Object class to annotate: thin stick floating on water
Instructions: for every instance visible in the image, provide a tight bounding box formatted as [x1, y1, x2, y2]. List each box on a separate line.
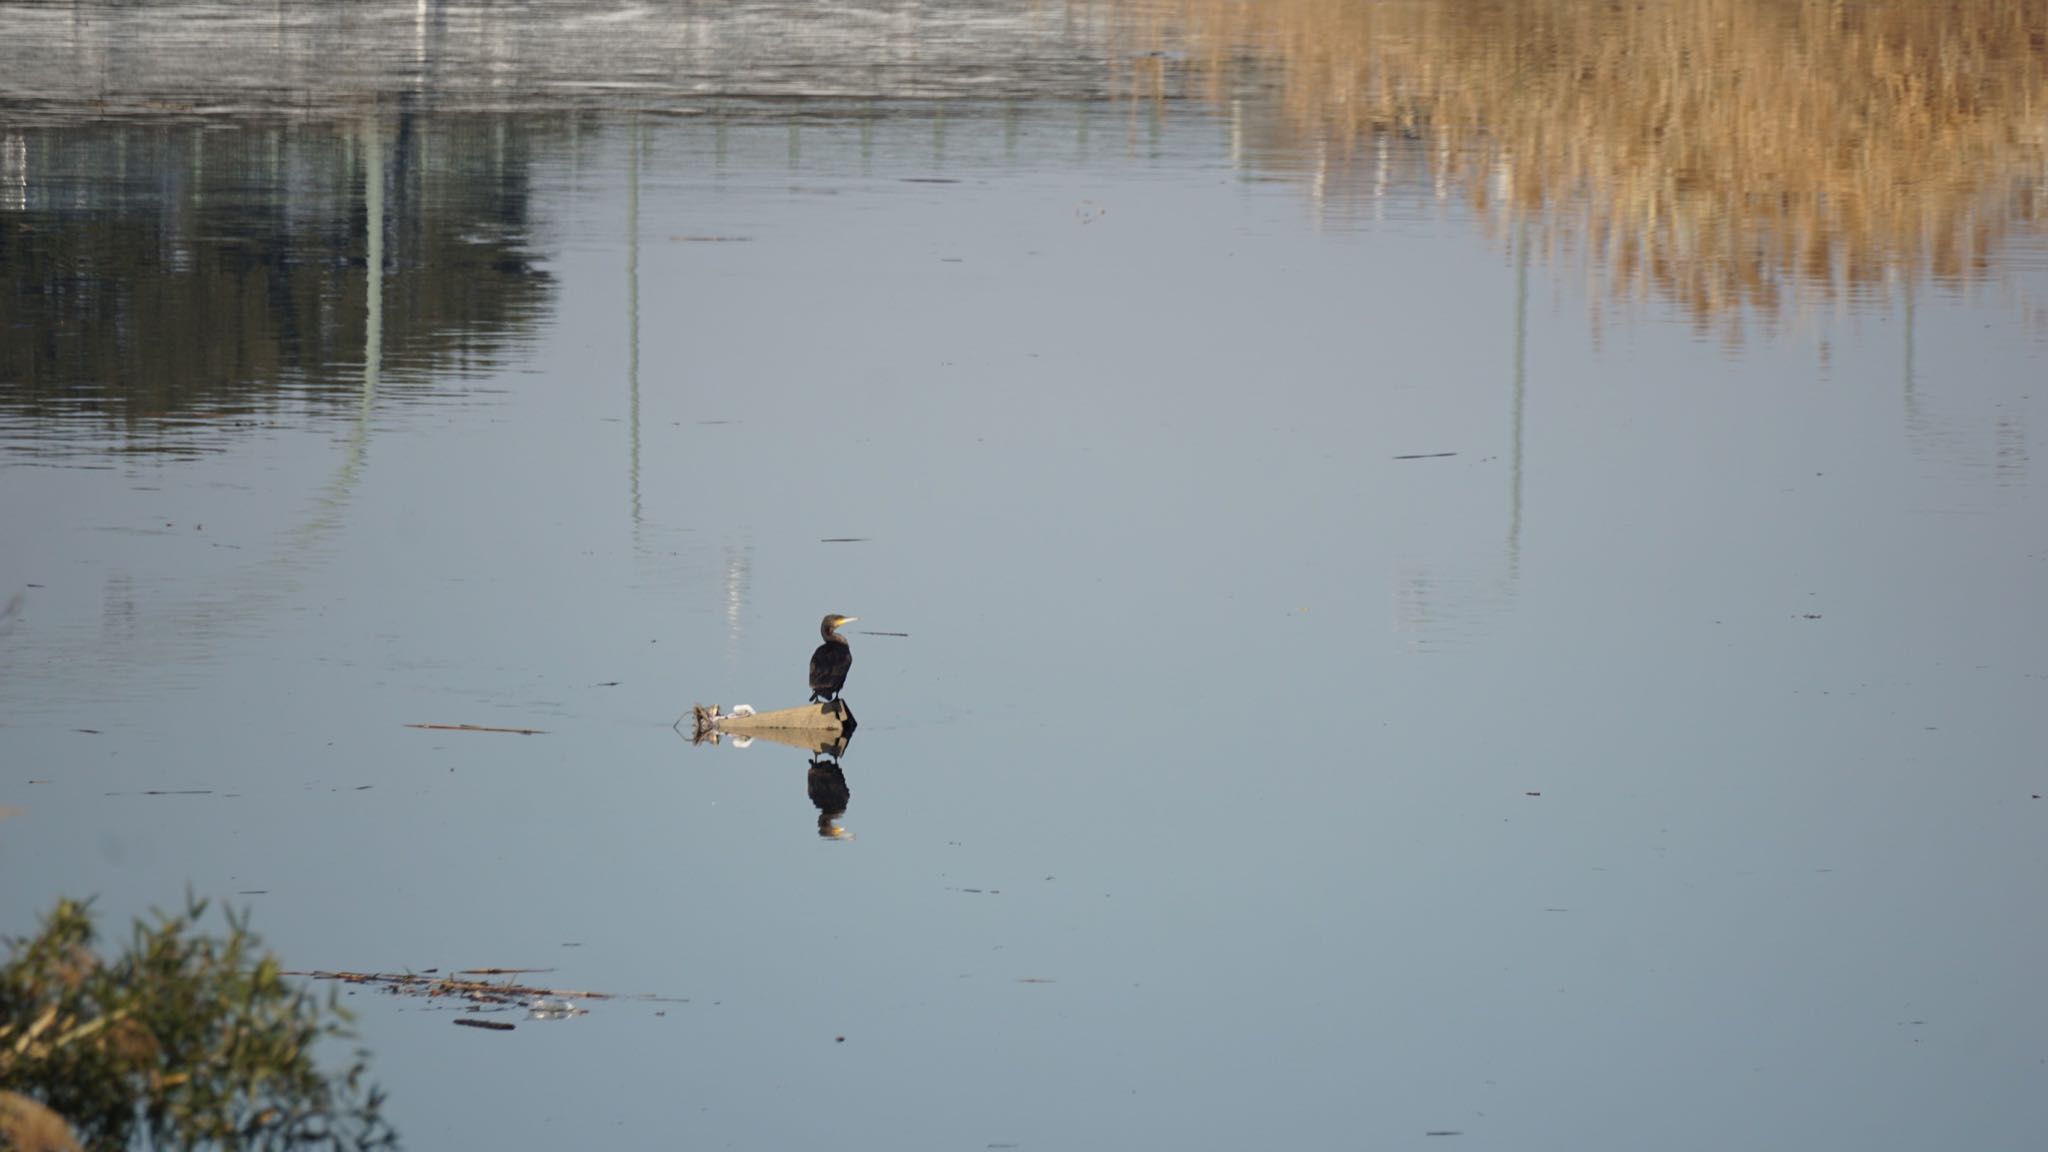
[103, 789, 213, 796]
[819, 537, 870, 543]
[856, 631, 910, 637]
[405, 723, 548, 735]
[1393, 452, 1458, 460]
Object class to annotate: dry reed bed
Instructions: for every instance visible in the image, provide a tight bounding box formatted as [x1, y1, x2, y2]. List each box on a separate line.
[1112, 0, 2047, 336]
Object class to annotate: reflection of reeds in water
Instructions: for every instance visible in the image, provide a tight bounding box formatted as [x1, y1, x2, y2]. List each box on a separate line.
[1128, 0, 2048, 338]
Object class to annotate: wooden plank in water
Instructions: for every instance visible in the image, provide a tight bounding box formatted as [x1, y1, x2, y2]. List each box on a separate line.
[713, 700, 853, 732]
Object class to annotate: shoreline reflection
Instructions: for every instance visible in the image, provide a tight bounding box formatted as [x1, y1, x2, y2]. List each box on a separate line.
[0, 114, 554, 453]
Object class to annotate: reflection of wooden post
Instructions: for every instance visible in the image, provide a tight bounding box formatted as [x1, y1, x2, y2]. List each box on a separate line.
[1509, 210, 1526, 575]
[283, 118, 382, 561]
[1903, 278, 1916, 402]
[627, 114, 642, 536]
[364, 114, 382, 410]
[1901, 278, 1930, 445]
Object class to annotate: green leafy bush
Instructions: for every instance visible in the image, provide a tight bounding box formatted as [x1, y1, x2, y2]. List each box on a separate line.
[0, 898, 395, 1151]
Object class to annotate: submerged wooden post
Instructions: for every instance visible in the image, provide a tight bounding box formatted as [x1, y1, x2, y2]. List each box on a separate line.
[690, 699, 855, 745]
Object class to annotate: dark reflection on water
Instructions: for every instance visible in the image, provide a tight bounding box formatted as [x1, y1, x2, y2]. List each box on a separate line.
[1, 110, 551, 457]
[808, 752, 853, 840]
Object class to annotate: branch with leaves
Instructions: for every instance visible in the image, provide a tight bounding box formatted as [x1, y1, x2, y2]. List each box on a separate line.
[0, 898, 396, 1151]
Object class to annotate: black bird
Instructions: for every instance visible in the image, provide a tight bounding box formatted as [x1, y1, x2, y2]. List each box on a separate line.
[809, 614, 857, 703]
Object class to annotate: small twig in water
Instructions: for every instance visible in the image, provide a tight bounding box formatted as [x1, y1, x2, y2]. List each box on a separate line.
[453, 1018, 515, 1032]
[404, 723, 547, 735]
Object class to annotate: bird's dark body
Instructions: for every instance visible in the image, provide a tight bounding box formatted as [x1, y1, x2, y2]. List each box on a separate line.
[809, 643, 851, 702]
[809, 614, 855, 702]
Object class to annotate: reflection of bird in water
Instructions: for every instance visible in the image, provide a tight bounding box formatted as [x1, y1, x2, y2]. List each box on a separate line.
[809, 614, 856, 703]
[808, 755, 851, 840]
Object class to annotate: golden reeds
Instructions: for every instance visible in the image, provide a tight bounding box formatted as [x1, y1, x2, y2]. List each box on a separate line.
[1117, 0, 2048, 336]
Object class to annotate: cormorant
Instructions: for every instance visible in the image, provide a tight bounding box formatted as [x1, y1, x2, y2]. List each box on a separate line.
[809, 614, 857, 703]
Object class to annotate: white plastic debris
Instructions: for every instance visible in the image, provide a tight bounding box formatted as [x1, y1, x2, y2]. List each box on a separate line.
[528, 998, 579, 1021]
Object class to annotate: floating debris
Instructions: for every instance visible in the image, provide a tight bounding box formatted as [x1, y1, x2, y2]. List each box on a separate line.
[528, 998, 583, 1021]
[1394, 452, 1458, 460]
[453, 1018, 515, 1032]
[288, 968, 684, 1017]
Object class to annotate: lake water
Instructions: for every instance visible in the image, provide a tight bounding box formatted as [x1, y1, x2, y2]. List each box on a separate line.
[5, 2, 2047, 1149]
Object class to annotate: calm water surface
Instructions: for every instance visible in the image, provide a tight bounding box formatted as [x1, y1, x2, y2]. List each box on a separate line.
[4, 3, 2047, 1149]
